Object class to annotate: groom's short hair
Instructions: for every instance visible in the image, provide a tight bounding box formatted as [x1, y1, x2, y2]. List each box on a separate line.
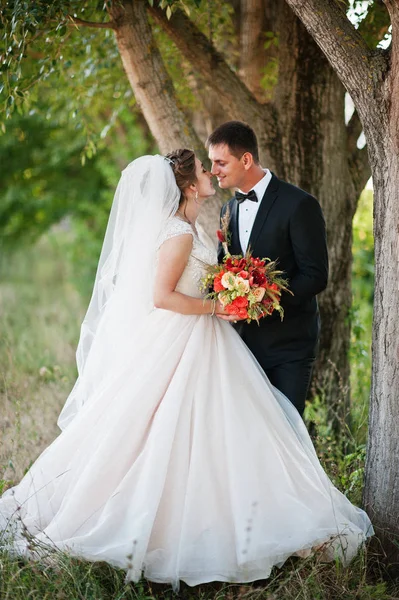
[206, 121, 260, 164]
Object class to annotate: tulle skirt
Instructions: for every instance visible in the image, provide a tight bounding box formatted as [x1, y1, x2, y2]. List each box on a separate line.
[0, 310, 373, 587]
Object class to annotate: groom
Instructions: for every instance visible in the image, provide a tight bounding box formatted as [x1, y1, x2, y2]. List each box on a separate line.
[207, 121, 328, 416]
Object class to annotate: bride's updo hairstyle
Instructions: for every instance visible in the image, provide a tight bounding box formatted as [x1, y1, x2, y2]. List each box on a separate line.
[165, 149, 197, 206]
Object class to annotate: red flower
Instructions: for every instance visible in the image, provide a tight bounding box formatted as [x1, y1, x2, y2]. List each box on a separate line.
[204, 250, 288, 324]
[214, 272, 225, 292]
[252, 269, 267, 287]
[253, 258, 265, 268]
[225, 302, 248, 319]
[225, 257, 247, 273]
[225, 258, 235, 270]
[226, 303, 239, 315]
[216, 229, 225, 243]
[232, 296, 248, 309]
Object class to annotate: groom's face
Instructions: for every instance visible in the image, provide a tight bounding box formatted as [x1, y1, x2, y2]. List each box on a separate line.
[208, 144, 245, 190]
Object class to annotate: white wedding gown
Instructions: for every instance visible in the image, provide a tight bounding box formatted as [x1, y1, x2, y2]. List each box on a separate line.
[0, 217, 372, 587]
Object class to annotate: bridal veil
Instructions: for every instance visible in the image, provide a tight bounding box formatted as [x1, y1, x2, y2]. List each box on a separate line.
[58, 155, 180, 429]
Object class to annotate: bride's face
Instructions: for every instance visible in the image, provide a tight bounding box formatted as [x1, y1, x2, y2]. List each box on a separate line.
[192, 157, 216, 200]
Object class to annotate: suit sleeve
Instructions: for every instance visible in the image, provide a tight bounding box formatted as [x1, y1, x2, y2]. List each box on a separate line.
[288, 194, 328, 298]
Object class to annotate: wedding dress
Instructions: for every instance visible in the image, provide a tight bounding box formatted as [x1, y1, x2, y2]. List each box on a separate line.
[0, 157, 372, 588]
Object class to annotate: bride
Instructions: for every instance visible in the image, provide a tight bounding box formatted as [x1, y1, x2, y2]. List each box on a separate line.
[0, 151, 372, 587]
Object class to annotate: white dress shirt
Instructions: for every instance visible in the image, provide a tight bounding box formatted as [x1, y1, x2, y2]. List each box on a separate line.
[238, 169, 272, 254]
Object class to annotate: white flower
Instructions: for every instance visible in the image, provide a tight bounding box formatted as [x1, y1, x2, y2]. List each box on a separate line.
[252, 287, 265, 302]
[218, 292, 230, 306]
[235, 276, 250, 294]
[221, 272, 236, 290]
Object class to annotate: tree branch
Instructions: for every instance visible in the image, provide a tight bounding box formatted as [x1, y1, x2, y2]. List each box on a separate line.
[148, 5, 273, 134]
[68, 16, 116, 30]
[106, 0, 202, 154]
[282, 0, 378, 113]
[239, 0, 269, 102]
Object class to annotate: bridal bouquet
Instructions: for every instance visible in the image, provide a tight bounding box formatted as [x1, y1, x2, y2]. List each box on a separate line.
[201, 209, 292, 323]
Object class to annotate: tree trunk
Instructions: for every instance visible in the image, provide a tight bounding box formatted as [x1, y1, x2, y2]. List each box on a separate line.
[239, 0, 269, 102]
[270, 4, 363, 428]
[363, 148, 399, 566]
[108, 1, 198, 154]
[108, 0, 221, 231]
[363, 0, 399, 561]
[283, 0, 399, 566]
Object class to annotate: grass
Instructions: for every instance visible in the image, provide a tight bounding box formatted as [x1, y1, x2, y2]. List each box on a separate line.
[0, 233, 83, 482]
[1, 203, 398, 598]
[1, 544, 398, 599]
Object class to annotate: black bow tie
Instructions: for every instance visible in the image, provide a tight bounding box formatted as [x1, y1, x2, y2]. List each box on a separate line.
[235, 189, 258, 204]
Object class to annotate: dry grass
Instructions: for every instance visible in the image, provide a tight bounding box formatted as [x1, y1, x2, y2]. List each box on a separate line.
[0, 235, 84, 481]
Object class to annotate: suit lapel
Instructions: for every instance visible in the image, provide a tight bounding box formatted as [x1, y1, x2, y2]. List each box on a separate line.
[228, 199, 243, 255]
[247, 173, 279, 253]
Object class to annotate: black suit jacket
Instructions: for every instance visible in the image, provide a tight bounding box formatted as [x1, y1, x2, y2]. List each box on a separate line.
[218, 173, 328, 369]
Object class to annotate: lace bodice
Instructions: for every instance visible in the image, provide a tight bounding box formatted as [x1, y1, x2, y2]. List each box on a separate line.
[157, 217, 217, 298]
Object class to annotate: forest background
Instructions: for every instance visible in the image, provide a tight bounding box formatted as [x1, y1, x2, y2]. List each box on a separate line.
[0, 0, 396, 598]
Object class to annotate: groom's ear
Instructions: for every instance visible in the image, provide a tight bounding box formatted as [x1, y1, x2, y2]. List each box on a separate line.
[241, 152, 254, 170]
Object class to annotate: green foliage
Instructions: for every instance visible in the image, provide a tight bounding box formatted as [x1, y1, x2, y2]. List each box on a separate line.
[304, 187, 374, 507]
[349, 0, 391, 47]
[1, 0, 130, 135]
[0, 83, 156, 296]
[0, 107, 108, 247]
[1, 0, 237, 129]
[350, 188, 373, 419]
[305, 188, 374, 460]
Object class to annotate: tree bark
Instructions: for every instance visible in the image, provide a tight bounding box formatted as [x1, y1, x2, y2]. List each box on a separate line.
[108, 1, 200, 153]
[273, 4, 358, 427]
[285, 0, 399, 566]
[363, 0, 399, 567]
[149, 3, 272, 158]
[238, 0, 268, 102]
[364, 149, 399, 567]
[108, 0, 221, 230]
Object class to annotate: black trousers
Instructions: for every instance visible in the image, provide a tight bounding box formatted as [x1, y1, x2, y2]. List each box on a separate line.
[264, 358, 315, 416]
